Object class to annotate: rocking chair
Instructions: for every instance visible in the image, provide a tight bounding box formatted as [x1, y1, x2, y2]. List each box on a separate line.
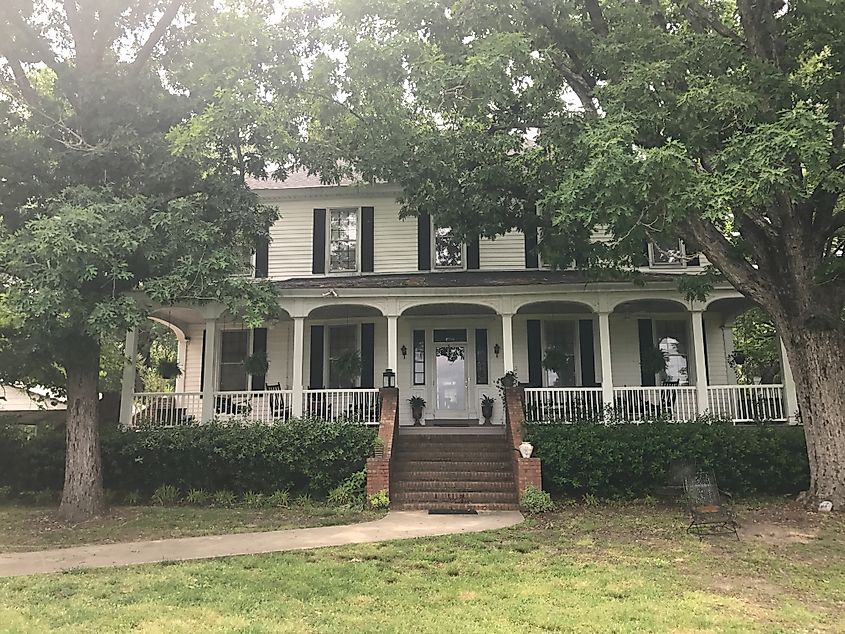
[683, 470, 739, 538]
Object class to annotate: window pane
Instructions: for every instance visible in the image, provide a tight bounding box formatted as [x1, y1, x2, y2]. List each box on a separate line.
[651, 237, 684, 265]
[543, 321, 576, 387]
[219, 364, 248, 391]
[655, 320, 689, 385]
[475, 329, 488, 385]
[434, 329, 467, 343]
[329, 208, 358, 272]
[434, 226, 462, 268]
[221, 331, 248, 363]
[328, 325, 358, 388]
[413, 330, 425, 385]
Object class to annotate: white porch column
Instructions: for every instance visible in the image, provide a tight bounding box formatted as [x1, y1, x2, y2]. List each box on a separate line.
[387, 314, 398, 375]
[291, 316, 305, 417]
[119, 326, 138, 428]
[175, 335, 187, 393]
[779, 337, 799, 423]
[598, 311, 614, 409]
[501, 313, 514, 373]
[691, 310, 709, 415]
[200, 318, 218, 423]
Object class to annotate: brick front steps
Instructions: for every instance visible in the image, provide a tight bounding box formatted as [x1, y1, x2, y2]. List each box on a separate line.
[391, 433, 519, 511]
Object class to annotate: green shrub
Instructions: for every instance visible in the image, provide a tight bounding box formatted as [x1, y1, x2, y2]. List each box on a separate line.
[0, 418, 375, 499]
[368, 490, 390, 510]
[125, 490, 143, 506]
[151, 484, 180, 506]
[521, 485, 555, 514]
[184, 489, 210, 506]
[242, 491, 265, 508]
[266, 490, 290, 508]
[293, 493, 313, 507]
[327, 470, 367, 509]
[525, 420, 810, 499]
[0, 485, 12, 501]
[213, 489, 237, 508]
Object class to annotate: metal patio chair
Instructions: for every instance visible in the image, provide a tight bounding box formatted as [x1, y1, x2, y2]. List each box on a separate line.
[683, 470, 739, 538]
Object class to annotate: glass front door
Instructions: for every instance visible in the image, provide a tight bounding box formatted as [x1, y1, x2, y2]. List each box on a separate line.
[435, 343, 467, 414]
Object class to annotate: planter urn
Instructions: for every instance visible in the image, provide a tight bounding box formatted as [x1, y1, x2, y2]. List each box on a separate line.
[481, 404, 494, 425]
[519, 441, 534, 459]
[411, 406, 423, 425]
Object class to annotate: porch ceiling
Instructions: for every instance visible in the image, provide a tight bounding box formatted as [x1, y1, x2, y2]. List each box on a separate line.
[613, 299, 689, 314]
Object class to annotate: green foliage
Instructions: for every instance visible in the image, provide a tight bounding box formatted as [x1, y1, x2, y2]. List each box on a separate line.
[156, 359, 182, 380]
[243, 353, 269, 377]
[520, 485, 555, 514]
[730, 308, 781, 384]
[293, 494, 313, 508]
[266, 490, 290, 509]
[333, 350, 362, 388]
[151, 485, 180, 507]
[408, 396, 426, 409]
[184, 489, 210, 506]
[242, 491, 266, 509]
[124, 491, 143, 506]
[213, 490, 237, 508]
[525, 421, 810, 499]
[372, 436, 385, 458]
[368, 490, 390, 510]
[0, 418, 375, 498]
[640, 346, 669, 380]
[0, 485, 11, 501]
[327, 470, 367, 509]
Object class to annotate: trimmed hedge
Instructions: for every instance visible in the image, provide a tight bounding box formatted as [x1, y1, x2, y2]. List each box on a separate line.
[0, 419, 376, 498]
[525, 421, 810, 499]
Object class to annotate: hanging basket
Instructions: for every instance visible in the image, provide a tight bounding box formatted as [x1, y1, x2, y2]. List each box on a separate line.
[157, 359, 182, 379]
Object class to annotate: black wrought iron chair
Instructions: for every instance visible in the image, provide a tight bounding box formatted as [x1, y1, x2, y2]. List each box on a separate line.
[215, 395, 251, 417]
[683, 470, 739, 538]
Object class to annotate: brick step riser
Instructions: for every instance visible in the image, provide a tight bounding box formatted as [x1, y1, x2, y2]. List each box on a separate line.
[396, 440, 509, 447]
[393, 482, 516, 493]
[395, 455, 512, 463]
[393, 502, 519, 511]
[394, 471, 514, 482]
[395, 461, 512, 471]
[393, 492, 518, 503]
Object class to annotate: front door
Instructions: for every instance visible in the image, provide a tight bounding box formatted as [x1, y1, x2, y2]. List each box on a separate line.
[434, 330, 468, 417]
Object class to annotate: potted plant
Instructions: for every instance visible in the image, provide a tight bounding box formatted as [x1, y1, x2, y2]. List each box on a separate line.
[333, 350, 362, 388]
[480, 394, 495, 425]
[640, 346, 668, 380]
[408, 396, 426, 425]
[244, 352, 269, 377]
[156, 358, 182, 379]
[498, 371, 518, 388]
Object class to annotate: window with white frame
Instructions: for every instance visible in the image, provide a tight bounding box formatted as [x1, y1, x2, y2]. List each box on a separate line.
[543, 321, 577, 387]
[328, 207, 359, 272]
[219, 330, 249, 391]
[655, 320, 689, 385]
[327, 325, 359, 388]
[649, 237, 687, 267]
[433, 225, 464, 269]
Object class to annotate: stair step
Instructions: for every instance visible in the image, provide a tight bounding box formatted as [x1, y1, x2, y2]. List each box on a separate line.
[394, 470, 513, 482]
[393, 501, 520, 511]
[395, 454, 511, 462]
[393, 491, 518, 504]
[393, 480, 516, 493]
[396, 460, 511, 471]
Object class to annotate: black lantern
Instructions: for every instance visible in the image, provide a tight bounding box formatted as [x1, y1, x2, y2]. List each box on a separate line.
[401, 345, 408, 359]
[382, 368, 396, 387]
[493, 343, 501, 358]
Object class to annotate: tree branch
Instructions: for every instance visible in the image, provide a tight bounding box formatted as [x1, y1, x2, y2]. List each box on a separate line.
[130, 0, 182, 72]
[674, 0, 746, 48]
[582, 0, 608, 37]
[1, 57, 39, 106]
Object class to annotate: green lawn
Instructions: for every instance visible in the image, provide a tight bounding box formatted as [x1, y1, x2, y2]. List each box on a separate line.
[1, 501, 842, 633]
[0, 504, 384, 552]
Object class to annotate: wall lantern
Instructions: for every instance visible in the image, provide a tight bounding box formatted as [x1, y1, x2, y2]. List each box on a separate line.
[383, 369, 396, 388]
[493, 344, 501, 358]
[401, 345, 408, 359]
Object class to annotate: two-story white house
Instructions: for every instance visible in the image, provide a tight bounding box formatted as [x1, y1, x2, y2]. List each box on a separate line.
[119, 173, 799, 429]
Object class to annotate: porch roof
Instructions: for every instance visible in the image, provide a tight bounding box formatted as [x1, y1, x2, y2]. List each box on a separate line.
[273, 270, 687, 290]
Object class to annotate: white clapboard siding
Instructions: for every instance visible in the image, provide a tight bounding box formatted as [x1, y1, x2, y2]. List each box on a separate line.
[479, 231, 525, 271]
[373, 203, 418, 274]
[182, 324, 205, 393]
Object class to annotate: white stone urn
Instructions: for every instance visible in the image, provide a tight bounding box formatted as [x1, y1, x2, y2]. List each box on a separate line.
[519, 441, 534, 459]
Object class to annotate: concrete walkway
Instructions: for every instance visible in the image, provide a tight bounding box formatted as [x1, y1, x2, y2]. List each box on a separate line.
[0, 510, 523, 578]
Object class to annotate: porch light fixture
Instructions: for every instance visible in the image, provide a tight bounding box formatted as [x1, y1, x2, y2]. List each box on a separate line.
[401, 345, 407, 359]
[383, 369, 396, 388]
[493, 343, 501, 358]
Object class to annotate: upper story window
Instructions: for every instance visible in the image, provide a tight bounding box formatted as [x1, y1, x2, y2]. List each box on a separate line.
[649, 237, 687, 267]
[329, 207, 359, 272]
[433, 225, 464, 269]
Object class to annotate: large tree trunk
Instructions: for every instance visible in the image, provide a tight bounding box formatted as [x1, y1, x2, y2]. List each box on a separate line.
[58, 340, 105, 522]
[778, 322, 845, 509]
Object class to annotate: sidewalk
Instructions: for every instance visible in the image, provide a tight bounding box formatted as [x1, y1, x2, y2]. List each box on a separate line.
[0, 510, 523, 577]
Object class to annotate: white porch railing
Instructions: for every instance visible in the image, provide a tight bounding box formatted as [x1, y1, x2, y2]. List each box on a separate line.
[612, 386, 698, 422]
[708, 384, 787, 423]
[131, 392, 202, 427]
[303, 388, 381, 424]
[524, 387, 604, 422]
[213, 390, 294, 423]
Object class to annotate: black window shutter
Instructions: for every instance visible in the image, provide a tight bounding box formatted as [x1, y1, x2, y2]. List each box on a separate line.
[309, 325, 324, 388]
[254, 236, 269, 278]
[360, 323, 375, 388]
[312, 209, 326, 274]
[525, 228, 539, 269]
[527, 319, 543, 387]
[250, 328, 267, 390]
[200, 329, 206, 391]
[361, 207, 374, 273]
[475, 329, 488, 384]
[638, 319, 656, 386]
[466, 236, 480, 270]
[417, 213, 431, 271]
[579, 320, 596, 387]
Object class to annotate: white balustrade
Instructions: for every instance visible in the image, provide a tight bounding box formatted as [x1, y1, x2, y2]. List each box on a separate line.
[303, 389, 381, 424]
[708, 385, 787, 423]
[523, 388, 604, 423]
[612, 386, 698, 423]
[131, 392, 202, 427]
[213, 390, 294, 423]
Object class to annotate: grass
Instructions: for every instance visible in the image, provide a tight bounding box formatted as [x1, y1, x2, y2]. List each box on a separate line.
[0, 501, 843, 632]
[0, 504, 384, 553]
